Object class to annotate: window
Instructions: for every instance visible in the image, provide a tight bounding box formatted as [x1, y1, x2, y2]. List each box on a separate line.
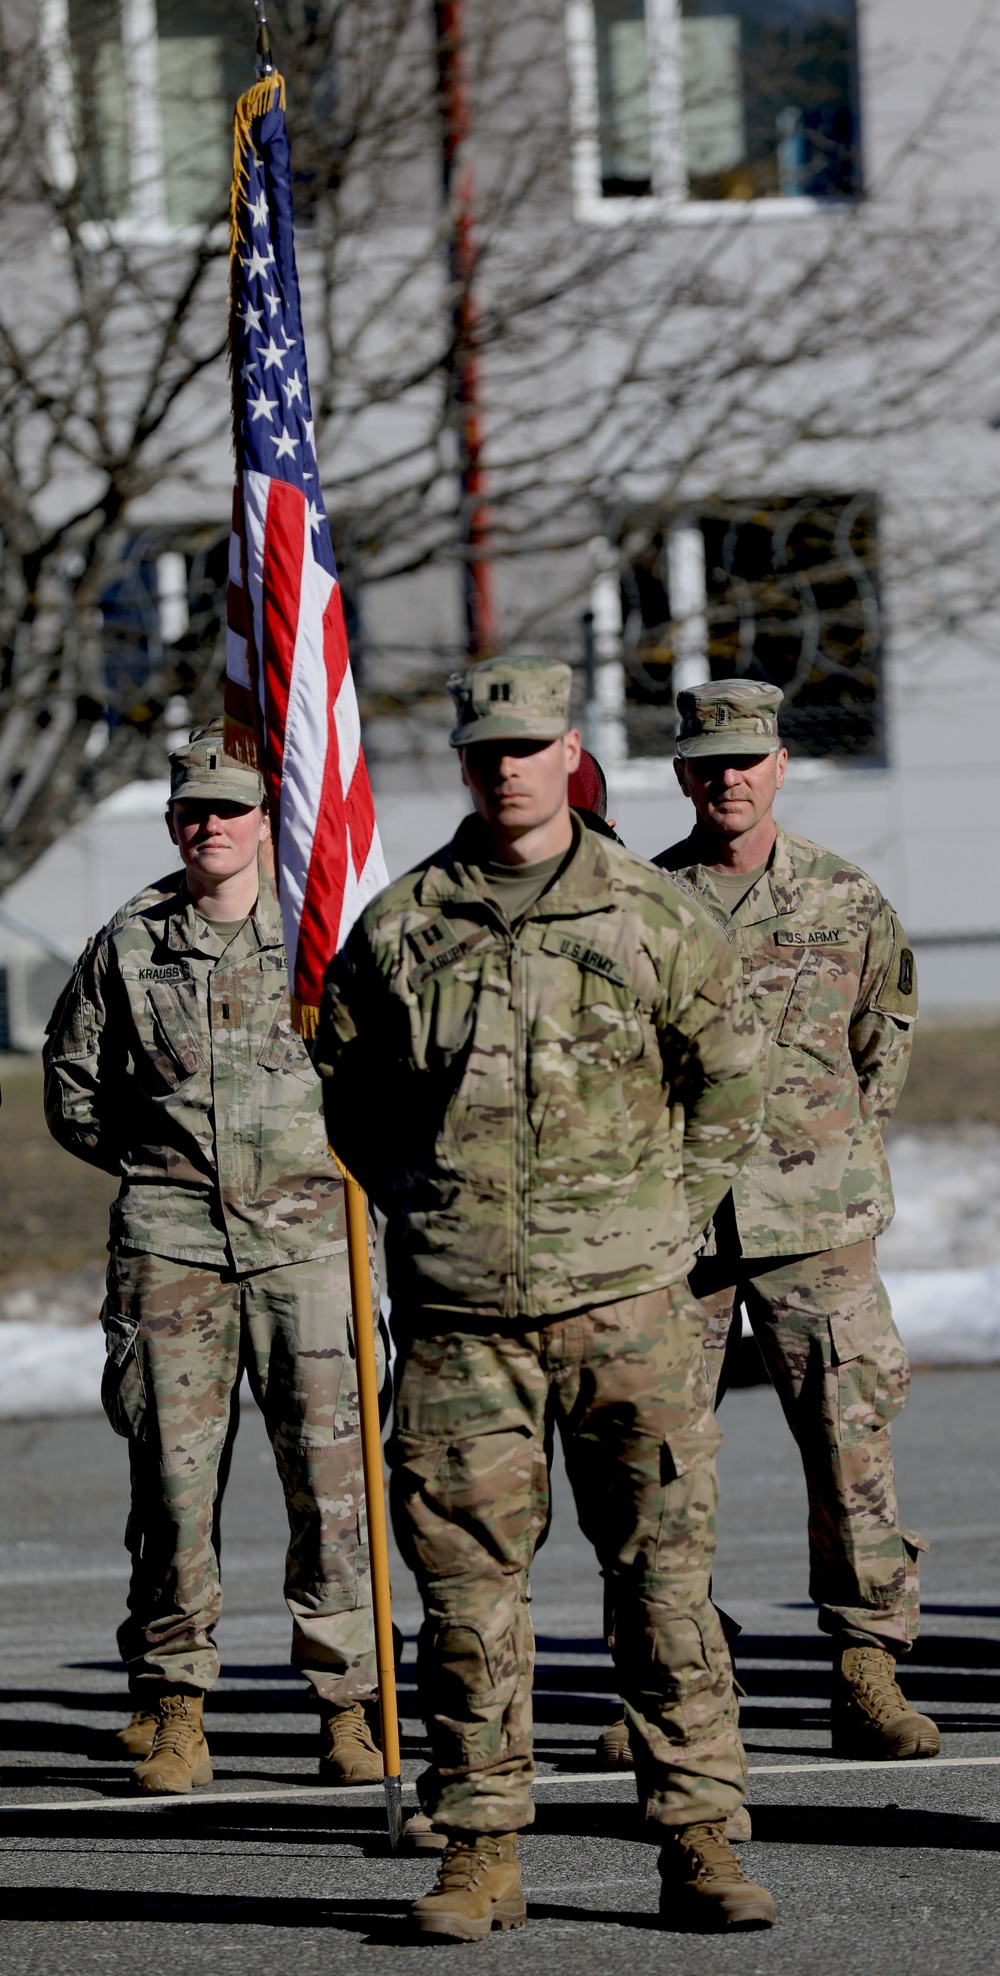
[618, 494, 883, 761]
[594, 0, 654, 196]
[577, 0, 860, 209]
[61, 0, 249, 228]
[96, 531, 229, 727]
[678, 2, 859, 202]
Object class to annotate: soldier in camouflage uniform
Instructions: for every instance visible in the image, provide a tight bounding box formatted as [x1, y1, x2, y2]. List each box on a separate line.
[43, 721, 383, 1795]
[314, 656, 778, 1939]
[654, 679, 938, 1763]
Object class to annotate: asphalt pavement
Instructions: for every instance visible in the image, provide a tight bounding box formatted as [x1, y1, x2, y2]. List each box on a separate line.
[1, 1368, 998, 1975]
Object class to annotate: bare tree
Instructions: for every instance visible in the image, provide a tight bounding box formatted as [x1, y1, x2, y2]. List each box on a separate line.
[1, 0, 999, 885]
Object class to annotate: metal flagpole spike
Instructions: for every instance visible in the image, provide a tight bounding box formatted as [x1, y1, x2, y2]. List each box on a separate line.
[384, 1774, 403, 1853]
[254, 0, 274, 76]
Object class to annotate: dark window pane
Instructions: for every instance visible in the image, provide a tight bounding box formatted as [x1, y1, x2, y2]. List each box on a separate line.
[594, 0, 653, 197]
[67, 0, 129, 221]
[701, 494, 882, 759]
[618, 494, 883, 761]
[154, 0, 248, 226]
[679, 1, 860, 202]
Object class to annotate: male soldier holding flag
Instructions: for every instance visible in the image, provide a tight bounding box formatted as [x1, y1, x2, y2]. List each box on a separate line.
[44, 720, 383, 1794]
[315, 655, 777, 1939]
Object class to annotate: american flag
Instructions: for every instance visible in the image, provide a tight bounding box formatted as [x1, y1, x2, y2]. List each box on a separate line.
[225, 74, 387, 1035]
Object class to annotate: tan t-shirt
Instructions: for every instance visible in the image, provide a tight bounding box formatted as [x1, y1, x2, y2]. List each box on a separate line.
[483, 849, 571, 926]
[705, 861, 769, 918]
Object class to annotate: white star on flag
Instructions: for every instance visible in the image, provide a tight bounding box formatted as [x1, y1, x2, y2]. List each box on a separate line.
[263, 289, 280, 318]
[248, 189, 269, 228]
[243, 245, 273, 283]
[304, 418, 315, 449]
[261, 337, 287, 372]
[283, 370, 304, 406]
[249, 387, 278, 423]
[274, 426, 300, 460]
[306, 499, 322, 533]
[240, 358, 257, 384]
[241, 300, 263, 333]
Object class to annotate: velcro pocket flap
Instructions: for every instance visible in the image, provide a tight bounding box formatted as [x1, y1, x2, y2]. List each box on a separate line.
[146, 980, 205, 1076]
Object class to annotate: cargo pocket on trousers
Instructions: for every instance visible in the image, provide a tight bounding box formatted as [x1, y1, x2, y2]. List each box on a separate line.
[830, 1277, 910, 1446]
[99, 1303, 147, 1440]
[620, 1605, 722, 1744]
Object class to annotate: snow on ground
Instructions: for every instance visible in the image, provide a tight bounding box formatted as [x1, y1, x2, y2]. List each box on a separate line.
[878, 1128, 1000, 1270]
[1, 1130, 998, 1419]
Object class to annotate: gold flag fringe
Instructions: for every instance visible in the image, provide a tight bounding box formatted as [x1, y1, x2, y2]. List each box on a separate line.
[229, 71, 286, 266]
[291, 996, 320, 1040]
[228, 71, 286, 448]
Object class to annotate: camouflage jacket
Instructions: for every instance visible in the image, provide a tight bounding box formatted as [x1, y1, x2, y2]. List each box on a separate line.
[654, 825, 916, 1258]
[44, 871, 345, 1271]
[314, 814, 763, 1321]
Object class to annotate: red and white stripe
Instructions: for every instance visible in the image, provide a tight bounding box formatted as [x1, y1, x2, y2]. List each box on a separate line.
[226, 472, 388, 1029]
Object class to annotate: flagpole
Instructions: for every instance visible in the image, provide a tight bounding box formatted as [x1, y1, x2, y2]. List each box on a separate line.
[239, 0, 402, 1853]
[343, 1174, 403, 1850]
[253, 0, 274, 76]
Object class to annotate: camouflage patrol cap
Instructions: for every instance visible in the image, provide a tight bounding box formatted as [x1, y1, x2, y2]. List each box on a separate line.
[448, 655, 572, 748]
[675, 679, 784, 758]
[168, 716, 265, 806]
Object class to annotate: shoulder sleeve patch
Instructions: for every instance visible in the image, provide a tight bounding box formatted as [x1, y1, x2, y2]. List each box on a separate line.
[872, 916, 918, 1021]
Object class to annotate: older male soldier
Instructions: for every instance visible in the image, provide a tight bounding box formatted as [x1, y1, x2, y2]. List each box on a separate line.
[314, 655, 777, 1939]
[44, 719, 382, 1794]
[655, 679, 938, 1761]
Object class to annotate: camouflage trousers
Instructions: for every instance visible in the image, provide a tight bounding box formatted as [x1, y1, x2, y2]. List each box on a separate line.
[390, 1283, 747, 1836]
[101, 1249, 379, 1701]
[694, 1235, 925, 1649]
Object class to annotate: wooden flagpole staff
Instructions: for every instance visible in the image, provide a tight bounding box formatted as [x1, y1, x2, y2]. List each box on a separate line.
[342, 1170, 403, 1850]
[237, 0, 402, 1852]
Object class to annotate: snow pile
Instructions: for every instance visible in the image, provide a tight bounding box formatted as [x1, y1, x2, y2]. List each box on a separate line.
[878, 1129, 1000, 1270]
[0, 1320, 105, 1420]
[1, 1130, 998, 1418]
[0, 1263, 105, 1328]
[882, 1266, 1000, 1364]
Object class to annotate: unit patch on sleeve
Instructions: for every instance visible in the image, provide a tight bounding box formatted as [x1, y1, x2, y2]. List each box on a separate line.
[897, 948, 914, 995]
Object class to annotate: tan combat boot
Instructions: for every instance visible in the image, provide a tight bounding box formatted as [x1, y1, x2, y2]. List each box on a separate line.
[411, 1833, 527, 1941]
[400, 1808, 447, 1852]
[116, 1707, 157, 1759]
[658, 1822, 776, 1932]
[831, 1644, 940, 1759]
[595, 1717, 751, 1838]
[595, 1716, 632, 1767]
[318, 1700, 384, 1784]
[132, 1691, 212, 1795]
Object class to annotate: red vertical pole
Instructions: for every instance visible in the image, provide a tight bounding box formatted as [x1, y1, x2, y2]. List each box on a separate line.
[434, 1, 496, 661]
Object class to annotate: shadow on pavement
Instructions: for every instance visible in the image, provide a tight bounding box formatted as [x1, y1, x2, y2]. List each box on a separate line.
[4, 1626, 998, 1790]
[0, 1888, 412, 1931]
[750, 1803, 1000, 1851]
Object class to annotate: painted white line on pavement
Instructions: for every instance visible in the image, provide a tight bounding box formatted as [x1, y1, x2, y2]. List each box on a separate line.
[746, 1755, 1000, 1776]
[3, 1753, 1000, 1816]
